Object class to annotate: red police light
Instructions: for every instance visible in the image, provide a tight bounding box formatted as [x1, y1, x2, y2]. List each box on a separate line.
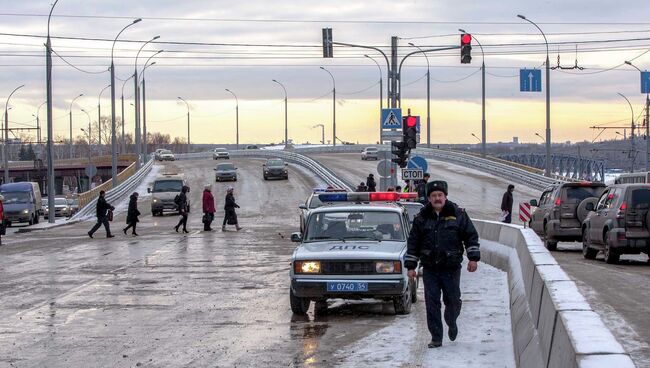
[461, 34, 472, 45]
[406, 116, 417, 128]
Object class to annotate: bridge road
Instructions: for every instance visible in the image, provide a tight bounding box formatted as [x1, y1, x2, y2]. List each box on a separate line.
[0, 157, 514, 367]
[308, 152, 650, 367]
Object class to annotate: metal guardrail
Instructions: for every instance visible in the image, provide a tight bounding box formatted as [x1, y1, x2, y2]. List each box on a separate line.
[71, 158, 154, 220]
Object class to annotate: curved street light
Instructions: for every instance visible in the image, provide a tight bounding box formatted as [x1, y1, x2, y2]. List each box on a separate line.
[140, 55, 161, 159]
[320, 66, 336, 146]
[133, 35, 159, 168]
[313, 124, 325, 145]
[96, 84, 110, 155]
[110, 18, 141, 185]
[618, 92, 636, 172]
[177, 97, 191, 153]
[272, 79, 288, 147]
[45, 0, 59, 223]
[364, 54, 383, 142]
[4, 84, 25, 183]
[625, 60, 650, 170]
[68, 93, 84, 159]
[518, 14, 551, 177]
[225, 88, 240, 150]
[34, 101, 47, 149]
[408, 42, 431, 148]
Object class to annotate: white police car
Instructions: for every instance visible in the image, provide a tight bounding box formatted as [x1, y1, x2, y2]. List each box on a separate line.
[290, 191, 419, 315]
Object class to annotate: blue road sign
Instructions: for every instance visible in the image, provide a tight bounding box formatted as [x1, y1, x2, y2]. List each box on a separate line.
[642, 71, 650, 94]
[407, 155, 428, 172]
[520, 69, 542, 92]
[415, 116, 421, 133]
[381, 108, 402, 129]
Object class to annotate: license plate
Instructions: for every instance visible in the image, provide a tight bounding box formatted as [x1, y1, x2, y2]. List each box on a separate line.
[327, 282, 368, 292]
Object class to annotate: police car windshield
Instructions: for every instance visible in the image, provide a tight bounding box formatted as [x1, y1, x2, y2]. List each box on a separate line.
[305, 210, 404, 242]
[153, 180, 183, 193]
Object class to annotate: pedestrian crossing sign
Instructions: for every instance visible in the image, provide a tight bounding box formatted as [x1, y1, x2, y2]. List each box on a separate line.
[381, 108, 402, 129]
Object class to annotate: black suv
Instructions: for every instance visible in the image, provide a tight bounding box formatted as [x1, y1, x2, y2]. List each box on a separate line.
[581, 184, 650, 264]
[530, 182, 606, 250]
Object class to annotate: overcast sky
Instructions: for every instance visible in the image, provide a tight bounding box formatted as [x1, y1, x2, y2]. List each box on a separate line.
[1, 0, 650, 145]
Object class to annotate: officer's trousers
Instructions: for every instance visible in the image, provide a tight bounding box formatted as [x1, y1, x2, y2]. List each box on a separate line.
[422, 267, 462, 343]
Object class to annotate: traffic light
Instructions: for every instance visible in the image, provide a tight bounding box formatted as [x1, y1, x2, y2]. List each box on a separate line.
[460, 33, 472, 64]
[322, 28, 333, 58]
[403, 115, 417, 149]
[391, 141, 408, 168]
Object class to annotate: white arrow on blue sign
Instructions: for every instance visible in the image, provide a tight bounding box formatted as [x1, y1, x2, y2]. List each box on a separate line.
[381, 108, 402, 129]
[641, 71, 650, 94]
[520, 69, 541, 92]
[407, 155, 428, 172]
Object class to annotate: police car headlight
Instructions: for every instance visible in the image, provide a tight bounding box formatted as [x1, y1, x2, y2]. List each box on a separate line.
[295, 261, 320, 274]
[376, 261, 401, 273]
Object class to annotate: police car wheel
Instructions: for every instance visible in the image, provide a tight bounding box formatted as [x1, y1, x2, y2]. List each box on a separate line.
[290, 288, 310, 315]
[394, 283, 412, 315]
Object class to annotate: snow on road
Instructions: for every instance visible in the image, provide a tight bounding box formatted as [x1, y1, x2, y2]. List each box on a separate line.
[333, 262, 514, 367]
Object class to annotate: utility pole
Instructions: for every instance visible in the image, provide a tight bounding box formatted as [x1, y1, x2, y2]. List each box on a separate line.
[46, 0, 58, 223]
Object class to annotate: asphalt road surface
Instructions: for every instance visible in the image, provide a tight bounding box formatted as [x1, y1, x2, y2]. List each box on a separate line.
[308, 152, 650, 367]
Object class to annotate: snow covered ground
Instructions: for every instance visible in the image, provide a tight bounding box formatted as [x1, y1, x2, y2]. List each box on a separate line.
[333, 261, 515, 367]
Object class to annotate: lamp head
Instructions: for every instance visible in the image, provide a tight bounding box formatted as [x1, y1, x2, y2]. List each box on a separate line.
[517, 14, 526, 20]
[133, 18, 142, 24]
[458, 28, 466, 33]
[624, 60, 632, 65]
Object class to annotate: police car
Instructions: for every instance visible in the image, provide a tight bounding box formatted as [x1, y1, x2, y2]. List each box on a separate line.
[290, 191, 418, 315]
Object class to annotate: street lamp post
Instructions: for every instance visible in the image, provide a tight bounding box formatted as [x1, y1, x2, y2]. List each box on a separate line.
[225, 89, 239, 150]
[459, 29, 486, 157]
[320, 67, 336, 146]
[119, 78, 132, 154]
[177, 97, 190, 153]
[140, 51, 162, 160]
[97, 84, 110, 156]
[625, 60, 650, 171]
[133, 36, 159, 169]
[618, 92, 636, 173]
[313, 124, 325, 144]
[518, 15, 551, 177]
[4, 84, 25, 183]
[408, 43, 431, 148]
[110, 18, 141, 186]
[68, 93, 83, 159]
[34, 101, 46, 155]
[364, 54, 383, 143]
[45, 0, 59, 223]
[80, 108, 92, 191]
[272, 79, 288, 147]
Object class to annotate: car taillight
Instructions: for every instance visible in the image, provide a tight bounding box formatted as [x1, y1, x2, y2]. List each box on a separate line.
[554, 198, 561, 207]
[617, 201, 627, 219]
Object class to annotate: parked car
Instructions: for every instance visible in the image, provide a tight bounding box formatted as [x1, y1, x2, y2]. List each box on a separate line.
[529, 182, 606, 250]
[157, 149, 176, 161]
[361, 147, 379, 161]
[263, 158, 288, 180]
[149, 174, 190, 216]
[581, 184, 650, 264]
[0, 182, 42, 226]
[43, 197, 72, 219]
[212, 148, 230, 160]
[214, 162, 237, 182]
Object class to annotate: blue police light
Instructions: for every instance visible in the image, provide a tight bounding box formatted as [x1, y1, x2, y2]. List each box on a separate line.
[318, 193, 348, 202]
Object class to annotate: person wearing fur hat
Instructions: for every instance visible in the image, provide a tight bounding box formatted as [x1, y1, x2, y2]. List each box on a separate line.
[405, 180, 480, 349]
[123, 192, 140, 236]
[222, 187, 242, 231]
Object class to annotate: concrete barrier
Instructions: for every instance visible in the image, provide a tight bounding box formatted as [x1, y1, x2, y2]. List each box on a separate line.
[475, 220, 635, 368]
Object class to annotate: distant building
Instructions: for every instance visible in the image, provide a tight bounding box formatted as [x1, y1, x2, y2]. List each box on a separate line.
[513, 137, 519, 144]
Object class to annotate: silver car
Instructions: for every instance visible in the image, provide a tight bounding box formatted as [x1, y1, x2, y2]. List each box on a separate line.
[214, 162, 237, 182]
[290, 202, 416, 315]
[212, 148, 229, 160]
[361, 147, 379, 160]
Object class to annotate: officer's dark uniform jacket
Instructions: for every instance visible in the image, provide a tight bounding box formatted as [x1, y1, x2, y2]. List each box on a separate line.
[405, 200, 480, 271]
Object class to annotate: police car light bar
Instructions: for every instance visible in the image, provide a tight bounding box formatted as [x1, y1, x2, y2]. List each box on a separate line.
[312, 187, 347, 193]
[318, 192, 414, 202]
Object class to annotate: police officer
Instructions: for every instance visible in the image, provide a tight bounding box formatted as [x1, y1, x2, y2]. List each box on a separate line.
[415, 173, 430, 204]
[405, 180, 480, 348]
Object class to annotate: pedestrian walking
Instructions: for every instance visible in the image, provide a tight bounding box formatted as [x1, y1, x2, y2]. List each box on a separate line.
[222, 187, 242, 231]
[123, 192, 140, 236]
[405, 180, 480, 348]
[202, 184, 216, 231]
[88, 190, 115, 238]
[416, 173, 430, 204]
[366, 173, 376, 192]
[174, 185, 189, 233]
[500, 184, 515, 223]
[356, 182, 368, 192]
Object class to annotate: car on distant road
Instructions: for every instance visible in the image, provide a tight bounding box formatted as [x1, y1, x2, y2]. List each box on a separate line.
[214, 162, 238, 182]
[0, 182, 42, 226]
[212, 148, 230, 160]
[153, 149, 166, 160]
[157, 149, 176, 161]
[245, 145, 259, 150]
[263, 158, 288, 180]
[361, 147, 379, 161]
[290, 191, 416, 316]
[581, 184, 650, 264]
[529, 182, 606, 250]
[149, 174, 190, 216]
[43, 197, 72, 219]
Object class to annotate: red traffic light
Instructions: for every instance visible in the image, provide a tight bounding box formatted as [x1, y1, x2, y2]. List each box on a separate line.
[406, 116, 417, 128]
[461, 33, 472, 45]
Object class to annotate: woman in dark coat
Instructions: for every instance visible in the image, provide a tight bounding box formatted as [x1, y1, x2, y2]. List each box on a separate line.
[174, 186, 189, 233]
[222, 187, 242, 231]
[123, 192, 140, 236]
